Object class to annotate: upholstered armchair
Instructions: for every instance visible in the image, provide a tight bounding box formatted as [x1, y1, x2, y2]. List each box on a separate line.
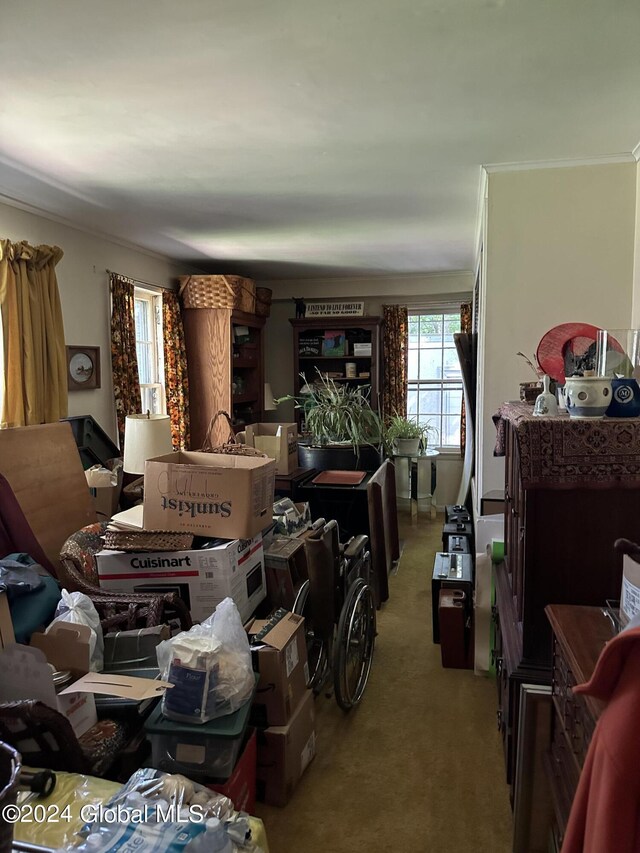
[59, 522, 192, 633]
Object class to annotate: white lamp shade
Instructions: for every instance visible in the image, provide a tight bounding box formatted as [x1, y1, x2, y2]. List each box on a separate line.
[264, 382, 276, 411]
[123, 414, 173, 474]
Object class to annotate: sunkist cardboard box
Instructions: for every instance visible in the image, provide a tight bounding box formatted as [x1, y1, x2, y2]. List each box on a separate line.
[244, 423, 298, 476]
[248, 611, 309, 727]
[96, 533, 266, 623]
[256, 689, 316, 807]
[143, 450, 276, 539]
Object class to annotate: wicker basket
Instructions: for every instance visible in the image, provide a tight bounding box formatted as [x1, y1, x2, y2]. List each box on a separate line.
[255, 286, 272, 317]
[103, 530, 194, 552]
[178, 275, 235, 310]
[200, 411, 268, 457]
[226, 276, 256, 314]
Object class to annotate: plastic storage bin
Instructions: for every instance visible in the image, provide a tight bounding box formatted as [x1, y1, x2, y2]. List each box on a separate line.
[144, 694, 253, 782]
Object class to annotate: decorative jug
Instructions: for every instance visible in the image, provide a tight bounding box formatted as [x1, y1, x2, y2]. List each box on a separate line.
[606, 378, 640, 418]
[564, 376, 611, 419]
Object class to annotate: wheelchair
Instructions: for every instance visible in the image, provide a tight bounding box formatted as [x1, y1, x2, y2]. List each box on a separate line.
[293, 518, 376, 711]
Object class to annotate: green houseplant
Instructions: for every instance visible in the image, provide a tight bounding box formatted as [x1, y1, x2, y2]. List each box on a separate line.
[276, 371, 384, 470]
[384, 414, 438, 456]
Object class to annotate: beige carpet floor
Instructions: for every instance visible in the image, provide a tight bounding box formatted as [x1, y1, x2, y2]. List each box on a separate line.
[254, 511, 513, 853]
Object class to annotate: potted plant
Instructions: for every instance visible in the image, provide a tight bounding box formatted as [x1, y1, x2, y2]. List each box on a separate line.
[275, 371, 384, 471]
[384, 414, 438, 456]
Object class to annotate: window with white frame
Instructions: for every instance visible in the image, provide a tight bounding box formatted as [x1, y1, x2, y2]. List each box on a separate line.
[134, 288, 166, 415]
[407, 309, 462, 450]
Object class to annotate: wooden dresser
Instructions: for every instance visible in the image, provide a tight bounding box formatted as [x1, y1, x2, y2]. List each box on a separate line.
[544, 604, 612, 850]
[492, 403, 640, 793]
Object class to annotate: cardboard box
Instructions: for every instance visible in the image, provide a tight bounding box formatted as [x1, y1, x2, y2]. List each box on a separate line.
[0, 627, 98, 738]
[256, 689, 316, 806]
[208, 727, 257, 814]
[244, 423, 299, 476]
[621, 553, 640, 626]
[248, 611, 309, 727]
[263, 538, 308, 610]
[96, 534, 266, 623]
[85, 461, 123, 521]
[143, 450, 275, 539]
[0, 592, 15, 651]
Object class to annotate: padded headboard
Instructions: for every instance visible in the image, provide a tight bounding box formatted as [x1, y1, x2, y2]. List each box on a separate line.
[0, 422, 97, 572]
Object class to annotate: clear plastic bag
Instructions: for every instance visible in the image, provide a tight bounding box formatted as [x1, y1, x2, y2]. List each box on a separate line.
[50, 589, 104, 671]
[157, 598, 254, 723]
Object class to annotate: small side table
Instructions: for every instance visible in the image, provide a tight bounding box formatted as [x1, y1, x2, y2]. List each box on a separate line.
[274, 467, 316, 501]
[392, 450, 439, 517]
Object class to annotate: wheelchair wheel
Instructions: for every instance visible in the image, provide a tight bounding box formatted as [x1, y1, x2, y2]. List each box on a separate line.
[333, 578, 376, 711]
[293, 580, 329, 692]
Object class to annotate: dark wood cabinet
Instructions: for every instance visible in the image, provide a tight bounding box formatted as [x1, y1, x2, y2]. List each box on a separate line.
[289, 317, 381, 432]
[544, 604, 612, 847]
[493, 403, 640, 793]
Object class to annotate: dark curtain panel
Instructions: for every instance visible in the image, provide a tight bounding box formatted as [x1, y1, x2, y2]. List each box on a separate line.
[382, 305, 408, 420]
[162, 290, 190, 450]
[460, 302, 472, 456]
[109, 273, 141, 449]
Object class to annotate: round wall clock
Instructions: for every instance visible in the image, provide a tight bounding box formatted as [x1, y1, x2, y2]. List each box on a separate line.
[66, 346, 101, 391]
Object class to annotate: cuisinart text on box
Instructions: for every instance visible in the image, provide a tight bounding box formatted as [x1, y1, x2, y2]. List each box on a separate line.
[96, 534, 266, 623]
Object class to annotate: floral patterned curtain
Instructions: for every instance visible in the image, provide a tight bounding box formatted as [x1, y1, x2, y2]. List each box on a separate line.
[460, 302, 472, 457]
[0, 240, 67, 428]
[382, 305, 408, 421]
[110, 273, 141, 449]
[162, 290, 190, 450]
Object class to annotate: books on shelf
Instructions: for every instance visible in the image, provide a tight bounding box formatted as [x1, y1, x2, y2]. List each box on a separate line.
[322, 330, 346, 357]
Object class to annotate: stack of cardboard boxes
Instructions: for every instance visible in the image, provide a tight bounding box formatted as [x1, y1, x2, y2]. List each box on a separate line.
[248, 610, 316, 806]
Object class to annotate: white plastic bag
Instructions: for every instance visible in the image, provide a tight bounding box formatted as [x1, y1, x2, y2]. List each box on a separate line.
[157, 597, 254, 724]
[50, 590, 104, 671]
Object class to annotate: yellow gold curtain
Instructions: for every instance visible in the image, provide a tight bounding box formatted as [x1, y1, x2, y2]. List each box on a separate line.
[0, 240, 67, 428]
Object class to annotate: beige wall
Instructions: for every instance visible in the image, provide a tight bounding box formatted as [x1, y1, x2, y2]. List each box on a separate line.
[0, 200, 192, 445]
[478, 162, 637, 496]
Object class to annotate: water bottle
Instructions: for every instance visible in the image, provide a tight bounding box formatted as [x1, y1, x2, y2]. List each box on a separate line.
[186, 818, 233, 853]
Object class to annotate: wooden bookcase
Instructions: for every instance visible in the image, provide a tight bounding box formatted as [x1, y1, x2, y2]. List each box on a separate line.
[289, 316, 381, 433]
[183, 308, 265, 449]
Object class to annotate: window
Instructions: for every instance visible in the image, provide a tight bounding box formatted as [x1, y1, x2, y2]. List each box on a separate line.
[134, 288, 165, 414]
[407, 310, 462, 450]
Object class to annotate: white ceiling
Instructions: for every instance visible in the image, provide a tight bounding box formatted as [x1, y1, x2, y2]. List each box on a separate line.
[1, 0, 640, 280]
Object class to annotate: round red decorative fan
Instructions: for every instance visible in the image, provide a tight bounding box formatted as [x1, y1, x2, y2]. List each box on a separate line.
[536, 323, 603, 384]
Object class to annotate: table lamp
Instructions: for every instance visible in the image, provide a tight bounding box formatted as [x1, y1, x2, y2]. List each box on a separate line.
[123, 413, 173, 475]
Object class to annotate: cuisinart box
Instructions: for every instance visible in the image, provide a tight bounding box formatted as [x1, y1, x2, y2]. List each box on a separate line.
[142, 450, 276, 539]
[96, 534, 266, 622]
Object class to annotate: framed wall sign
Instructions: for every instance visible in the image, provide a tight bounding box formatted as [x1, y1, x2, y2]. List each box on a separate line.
[67, 345, 101, 391]
[305, 301, 364, 317]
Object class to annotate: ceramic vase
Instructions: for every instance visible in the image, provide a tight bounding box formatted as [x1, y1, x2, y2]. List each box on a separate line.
[564, 376, 611, 419]
[606, 378, 640, 417]
[533, 375, 559, 417]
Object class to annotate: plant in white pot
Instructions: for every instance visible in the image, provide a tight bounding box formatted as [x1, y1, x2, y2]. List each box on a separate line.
[384, 414, 438, 456]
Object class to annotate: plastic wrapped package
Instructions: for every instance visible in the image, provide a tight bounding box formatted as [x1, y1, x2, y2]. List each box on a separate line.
[12, 770, 120, 850]
[72, 768, 268, 852]
[50, 590, 104, 671]
[157, 598, 254, 723]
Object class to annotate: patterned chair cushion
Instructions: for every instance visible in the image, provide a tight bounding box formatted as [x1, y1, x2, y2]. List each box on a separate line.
[78, 718, 131, 777]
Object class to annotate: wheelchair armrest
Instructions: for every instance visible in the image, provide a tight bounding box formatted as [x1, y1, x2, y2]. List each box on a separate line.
[342, 534, 369, 561]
